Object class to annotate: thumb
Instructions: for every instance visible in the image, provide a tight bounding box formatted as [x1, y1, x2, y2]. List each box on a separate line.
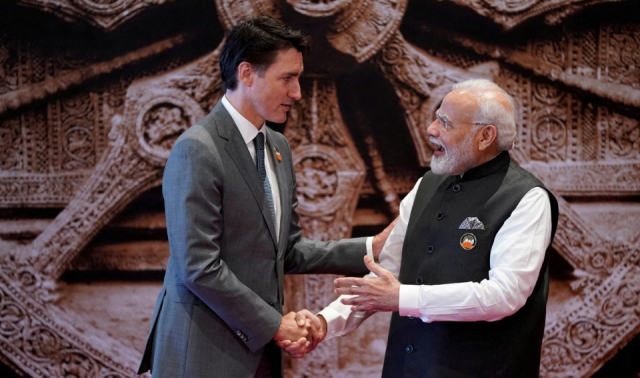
[364, 255, 388, 277]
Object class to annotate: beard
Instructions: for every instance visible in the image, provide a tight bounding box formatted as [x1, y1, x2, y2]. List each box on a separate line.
[430, 134, 476, 175]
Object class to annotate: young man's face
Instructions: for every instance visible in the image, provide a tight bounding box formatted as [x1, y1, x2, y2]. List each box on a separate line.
[246, 47, 303, 125]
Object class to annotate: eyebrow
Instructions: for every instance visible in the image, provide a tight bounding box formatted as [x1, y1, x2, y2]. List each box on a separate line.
[435, 111, 450, 121]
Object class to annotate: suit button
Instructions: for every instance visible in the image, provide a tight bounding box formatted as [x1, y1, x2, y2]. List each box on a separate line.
[427, 246, 434, 254]
[268, 302, 275, 307]
[416, 277, 423, 284]
[437, 212, 444, 220]
[453, 184, 461, 192]
[408, 316, 415, 320]
[406, 345, 414, 353]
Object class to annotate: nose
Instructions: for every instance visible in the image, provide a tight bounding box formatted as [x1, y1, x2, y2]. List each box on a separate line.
[426, 119, 439, 137]
[289, 79, 302, 101]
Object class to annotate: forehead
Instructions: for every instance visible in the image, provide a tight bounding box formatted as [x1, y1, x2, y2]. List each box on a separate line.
[438, 90, 478, 118]
[266, 48, 304, 74]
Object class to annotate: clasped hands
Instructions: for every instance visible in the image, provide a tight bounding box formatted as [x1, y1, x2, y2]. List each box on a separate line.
[272, 310, 327, 358]
[274, 255, 400, 358]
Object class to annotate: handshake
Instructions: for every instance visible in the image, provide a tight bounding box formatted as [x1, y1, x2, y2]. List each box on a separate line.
[272, 309, 326, 358]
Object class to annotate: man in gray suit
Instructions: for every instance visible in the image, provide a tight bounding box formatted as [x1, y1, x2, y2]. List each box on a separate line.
[137, 16, 388, 378]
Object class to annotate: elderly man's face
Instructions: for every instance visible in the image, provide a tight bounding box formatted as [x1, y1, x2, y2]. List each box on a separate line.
[427, 90, 480, 176]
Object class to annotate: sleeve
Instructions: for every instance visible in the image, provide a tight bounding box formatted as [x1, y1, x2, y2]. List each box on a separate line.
[398, 187, 553, 322]
[163, 133, 281, 353]
[318, 178, 423, 339]
[281, 137, 368, 275]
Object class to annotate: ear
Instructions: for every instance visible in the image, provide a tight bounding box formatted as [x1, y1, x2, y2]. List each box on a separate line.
[477, 125, 497, 151]
[237, 61, 254, 87]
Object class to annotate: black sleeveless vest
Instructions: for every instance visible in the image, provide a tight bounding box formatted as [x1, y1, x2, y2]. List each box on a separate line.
[382, 152, 559, 378]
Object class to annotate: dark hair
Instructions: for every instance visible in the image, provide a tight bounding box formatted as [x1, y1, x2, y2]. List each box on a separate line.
[219, 16, 310, 92]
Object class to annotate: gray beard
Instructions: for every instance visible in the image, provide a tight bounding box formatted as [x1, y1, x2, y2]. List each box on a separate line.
[430, 134, 476, 175]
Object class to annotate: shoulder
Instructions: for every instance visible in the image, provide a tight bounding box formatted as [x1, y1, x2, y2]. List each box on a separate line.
[507, 161, 545, 188]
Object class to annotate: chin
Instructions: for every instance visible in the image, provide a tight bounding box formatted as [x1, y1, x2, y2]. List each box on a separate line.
[271, 114, 288, 124]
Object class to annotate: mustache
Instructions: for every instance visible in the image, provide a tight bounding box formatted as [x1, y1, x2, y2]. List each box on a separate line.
[429, 136, 442, 148]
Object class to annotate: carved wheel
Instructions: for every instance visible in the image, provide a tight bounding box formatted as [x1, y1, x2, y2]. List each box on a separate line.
[0, 0, 639, 377]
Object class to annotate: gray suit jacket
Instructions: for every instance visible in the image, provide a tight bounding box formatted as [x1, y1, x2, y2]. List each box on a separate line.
[138, 101, 368, 378]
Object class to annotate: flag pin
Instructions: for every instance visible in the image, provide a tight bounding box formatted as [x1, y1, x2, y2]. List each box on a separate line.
[274, 147, 282, 162]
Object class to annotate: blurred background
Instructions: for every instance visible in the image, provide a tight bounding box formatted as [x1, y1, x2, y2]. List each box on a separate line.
[0, 0, 639, 377]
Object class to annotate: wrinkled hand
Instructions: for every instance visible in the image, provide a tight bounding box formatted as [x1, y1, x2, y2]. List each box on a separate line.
[334, 255, 400, 312]
[276, 310, 327, 358]
[273, 312, 308, 351]
[372, 216, 398, 261]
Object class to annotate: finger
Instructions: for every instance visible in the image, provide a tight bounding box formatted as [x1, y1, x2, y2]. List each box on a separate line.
[352, 303, 375, 312]
[295, 309, 311, 326]
[334, 277, 365, 288]
[285, 340, 307, 354]
[363, 255, 390, 277]
[276, 340, 291, 348]
[308, 314, 322, 329]
[339, 295, 370, 306]
[289, 337, 308, 352]
[335, 286, 370, 296]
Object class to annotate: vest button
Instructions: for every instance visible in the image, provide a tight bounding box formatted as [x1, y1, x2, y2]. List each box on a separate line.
[406, 345, 414, 353]
[436, 212, 444, 220]
[453, 184, 461, 192]
[427, 246, 434, 254]
[416, 277, 423, 284]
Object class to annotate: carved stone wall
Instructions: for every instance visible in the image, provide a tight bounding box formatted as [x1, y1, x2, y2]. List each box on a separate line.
[1, 0, 639, 377]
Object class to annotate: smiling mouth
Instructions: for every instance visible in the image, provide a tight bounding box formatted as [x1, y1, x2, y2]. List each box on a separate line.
[429, 137, 444, 153]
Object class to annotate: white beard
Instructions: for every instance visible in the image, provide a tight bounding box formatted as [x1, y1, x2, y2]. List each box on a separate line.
[430, 134, 476, 175]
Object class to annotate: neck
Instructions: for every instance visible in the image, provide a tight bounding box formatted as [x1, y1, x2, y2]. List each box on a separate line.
[225, 90, 264, 129]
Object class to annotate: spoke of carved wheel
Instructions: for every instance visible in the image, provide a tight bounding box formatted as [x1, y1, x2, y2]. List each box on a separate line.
[284, 78, 366, 375]
[423, 25, 640, 109]
[0, 268, 136, 377]
[26, 126, 164, 279]
[13, 0, 172, 30]
[541, 250, 640, 377]
[370, 32, 482, 167]
[26, 44, 223, 280]
[445, 0, 633, 30]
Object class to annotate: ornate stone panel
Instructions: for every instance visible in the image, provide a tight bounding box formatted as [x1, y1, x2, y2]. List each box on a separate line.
[0, 0, 639, 377]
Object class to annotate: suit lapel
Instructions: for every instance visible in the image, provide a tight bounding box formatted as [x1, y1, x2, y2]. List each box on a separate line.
[213, 102, 278, 245]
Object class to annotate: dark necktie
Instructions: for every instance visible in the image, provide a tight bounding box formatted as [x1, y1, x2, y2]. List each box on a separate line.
[254, 133, 276, 226]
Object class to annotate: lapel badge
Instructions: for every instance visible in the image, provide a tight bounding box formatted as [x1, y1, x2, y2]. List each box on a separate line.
[274, 147, 282, 162]
[460, 233, 477, 250]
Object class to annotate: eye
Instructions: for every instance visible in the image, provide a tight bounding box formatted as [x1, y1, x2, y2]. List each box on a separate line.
[436, 114, 450, 130]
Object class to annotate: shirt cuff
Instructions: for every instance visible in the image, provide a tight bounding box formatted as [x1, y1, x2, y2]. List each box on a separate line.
[366, 236, 374, 260]
[317, 306, 344, 339]
[399, 284, 422, 318]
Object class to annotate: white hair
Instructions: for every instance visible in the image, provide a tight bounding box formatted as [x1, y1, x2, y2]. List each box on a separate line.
[452, 79, 517, 151]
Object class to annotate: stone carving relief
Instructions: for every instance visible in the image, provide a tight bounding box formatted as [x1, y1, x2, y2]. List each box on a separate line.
[0, 0, 639, 377]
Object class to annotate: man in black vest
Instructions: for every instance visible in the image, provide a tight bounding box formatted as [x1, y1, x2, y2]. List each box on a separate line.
[285, 79, 559, 377]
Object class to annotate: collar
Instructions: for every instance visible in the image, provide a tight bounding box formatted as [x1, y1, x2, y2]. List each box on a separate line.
[221, 95, 266, 144]
[458, 151, 511, 181]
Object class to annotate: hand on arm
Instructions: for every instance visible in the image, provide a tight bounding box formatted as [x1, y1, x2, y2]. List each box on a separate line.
[334, 256, 400, 312]
[372, 216, 398, 261]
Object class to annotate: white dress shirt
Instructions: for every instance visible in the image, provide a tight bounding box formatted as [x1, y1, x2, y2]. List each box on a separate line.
[221, 96, 281, 239]
[319, 178, 552, 339]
